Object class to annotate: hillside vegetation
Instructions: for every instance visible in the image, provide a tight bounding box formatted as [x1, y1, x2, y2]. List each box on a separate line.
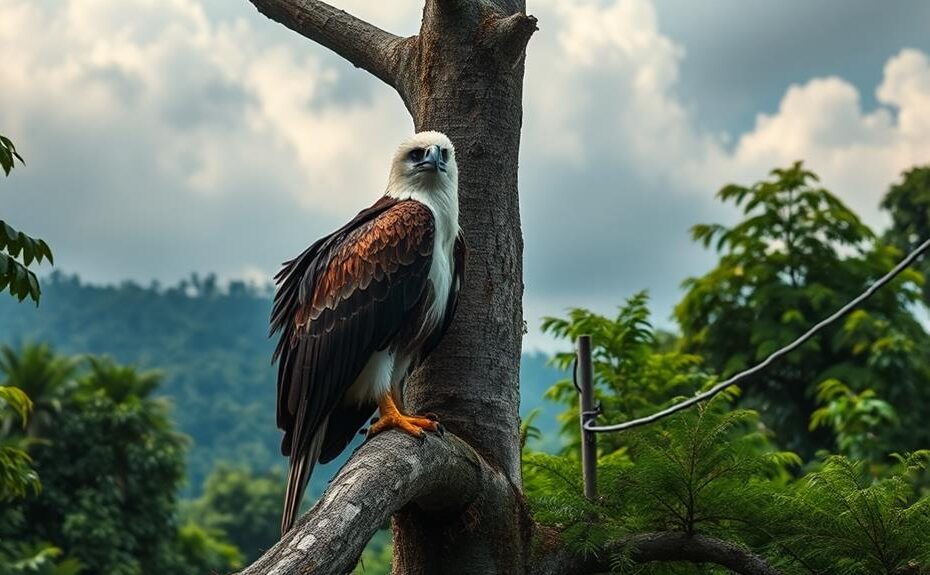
[0, 275, 564, 494]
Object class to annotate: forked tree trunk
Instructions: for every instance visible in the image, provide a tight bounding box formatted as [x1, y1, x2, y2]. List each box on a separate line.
[240, 1, 536, 574]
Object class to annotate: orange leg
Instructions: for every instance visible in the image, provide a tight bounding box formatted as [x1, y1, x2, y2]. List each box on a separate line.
[368, 393, 441, 438]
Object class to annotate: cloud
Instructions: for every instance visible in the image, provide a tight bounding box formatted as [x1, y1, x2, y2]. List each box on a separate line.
[708, 48, 930, 224]
[517, 0, 930, 349]
[0, 0, 412, 287]
[2, 0, 930, 352]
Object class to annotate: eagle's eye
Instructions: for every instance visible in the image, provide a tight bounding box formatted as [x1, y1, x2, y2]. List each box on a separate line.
[408, 148, 425, 162]
[441, 148, 449, 162]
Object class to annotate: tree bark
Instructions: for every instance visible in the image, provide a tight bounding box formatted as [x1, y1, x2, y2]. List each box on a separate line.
[244, 0, 536, 573]
[238, 431, 519, 575]
[530, 529, 783, 575]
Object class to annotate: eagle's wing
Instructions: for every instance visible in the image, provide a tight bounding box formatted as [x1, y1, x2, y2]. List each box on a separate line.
[271, 197, 436, 534]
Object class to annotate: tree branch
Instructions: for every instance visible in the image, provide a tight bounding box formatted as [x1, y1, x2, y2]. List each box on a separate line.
[238, 431, 507, 575]
[247, 0, 408, 87]
[532, 530, 782, 575]
[481, 12, 538, 68]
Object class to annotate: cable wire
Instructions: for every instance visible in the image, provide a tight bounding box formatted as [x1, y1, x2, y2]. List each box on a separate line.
[584, 236, 930, 433]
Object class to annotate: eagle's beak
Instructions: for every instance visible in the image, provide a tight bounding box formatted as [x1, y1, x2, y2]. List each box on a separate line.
[416, 145, 446, 173]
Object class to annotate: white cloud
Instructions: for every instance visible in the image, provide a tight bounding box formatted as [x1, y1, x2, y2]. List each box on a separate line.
[2, 0, 930, 352]
[0, 0, 413, 287]
[518, 0, 930, 350]
[708, 48, 930, 225]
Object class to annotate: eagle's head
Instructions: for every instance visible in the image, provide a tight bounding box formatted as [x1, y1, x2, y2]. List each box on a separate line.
[387, 131, 458, 196]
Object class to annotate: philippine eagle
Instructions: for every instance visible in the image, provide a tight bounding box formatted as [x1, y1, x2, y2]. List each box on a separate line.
[271, 131, 465, 535]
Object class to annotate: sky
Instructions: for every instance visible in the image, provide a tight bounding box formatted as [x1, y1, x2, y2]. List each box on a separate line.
[2, 0, 930, 351]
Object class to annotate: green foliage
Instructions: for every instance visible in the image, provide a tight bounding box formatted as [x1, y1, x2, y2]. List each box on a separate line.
[0, 273, 284, 494]
[528, 160, 930, 572]
[525, 395, 930, 573]
[773, 453, 930, 574]
[0, 344, 240, 575]
[521, 408, 543, 450]
[0, 385, 40, 501]
[676, 162, 930, 457]
[882, 165, 930, 303]
[0, 135, 24, 176]
[0, 343, 80, 438]
[352, 530, 392, 575]
[184, 463, 284, 562]
[0, 543, 83, 575]
[542, 292, 712, 456]
[175, 522, 244, 574]
[525, 396, 797, 567]
[810, 379, 897, 462]
[0, 134, 53, 304]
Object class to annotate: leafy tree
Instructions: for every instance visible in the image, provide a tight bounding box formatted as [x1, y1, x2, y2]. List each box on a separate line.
[541, 292, 712, 456]
[525, 395, 797, 572]
[174, 522, 244, 575]
[0, 345, 77, 575]
[809, 379, 897, 464]
[0, 385, 38, 501]
[0, 134, 54, 304]
[185, 464, 285, 562]
[881, 165, 930, 303]
[773, 453, 930, 574]
[525, 389, 930, 573]
[1, 347, 241, 575]
[0, 344, 79, 437]
[0, 544, 82, 575]
[676, 162, 930, 457]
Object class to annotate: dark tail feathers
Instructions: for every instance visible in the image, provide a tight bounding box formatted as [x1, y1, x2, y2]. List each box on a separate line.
[281, 419, 328, 536]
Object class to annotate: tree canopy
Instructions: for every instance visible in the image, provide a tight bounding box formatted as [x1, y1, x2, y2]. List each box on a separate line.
[675, 162, 930, 457]
[0, 345, 241, 575]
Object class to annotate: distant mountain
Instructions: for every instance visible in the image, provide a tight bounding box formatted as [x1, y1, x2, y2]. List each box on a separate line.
[0, 273, 566, 495]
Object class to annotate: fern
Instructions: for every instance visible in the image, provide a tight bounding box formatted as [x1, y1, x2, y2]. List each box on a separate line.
[772, 453, 930, 574]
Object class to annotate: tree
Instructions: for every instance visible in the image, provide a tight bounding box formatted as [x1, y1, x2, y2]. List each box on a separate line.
[881, 166, 930, 304]
[0, 343, 79, 438]
[239, 1, 536, 574]
[675, 162, 930, 458]
[1, 349, 241, 575]
[185, 464, 285, 562]
[540, 292, 711, 456]
[0, 385, 38, 501]
[0, 133, 65, 571]
[0, 134, 54, 304]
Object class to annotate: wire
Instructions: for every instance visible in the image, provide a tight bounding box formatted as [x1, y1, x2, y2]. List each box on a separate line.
[584, 236, 930, 434]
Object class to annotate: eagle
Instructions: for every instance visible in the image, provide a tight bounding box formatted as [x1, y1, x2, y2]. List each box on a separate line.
[270, 131, 465, 535]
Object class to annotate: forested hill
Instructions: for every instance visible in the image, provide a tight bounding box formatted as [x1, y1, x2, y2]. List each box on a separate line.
[0, 272, 564, 494]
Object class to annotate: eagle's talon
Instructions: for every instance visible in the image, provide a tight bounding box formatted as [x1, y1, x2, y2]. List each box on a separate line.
[367, 409, 441, 439]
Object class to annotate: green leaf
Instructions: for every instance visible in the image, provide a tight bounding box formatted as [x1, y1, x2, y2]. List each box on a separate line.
[0, 253, 42, 304]
[0, 145, 12, 176]
[0, 134, 24, 174]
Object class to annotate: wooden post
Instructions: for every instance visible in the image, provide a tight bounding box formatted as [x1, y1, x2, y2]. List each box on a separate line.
[577, 335, 597, 500]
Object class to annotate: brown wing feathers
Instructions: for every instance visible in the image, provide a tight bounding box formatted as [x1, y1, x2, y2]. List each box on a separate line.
[271, 198, 436, 534]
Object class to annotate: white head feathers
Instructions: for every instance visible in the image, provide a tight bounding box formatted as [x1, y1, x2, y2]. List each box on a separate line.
[385, 131, 459, 245]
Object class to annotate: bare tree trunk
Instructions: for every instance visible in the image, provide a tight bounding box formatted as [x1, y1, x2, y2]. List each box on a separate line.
[242, 1, 536, 573]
